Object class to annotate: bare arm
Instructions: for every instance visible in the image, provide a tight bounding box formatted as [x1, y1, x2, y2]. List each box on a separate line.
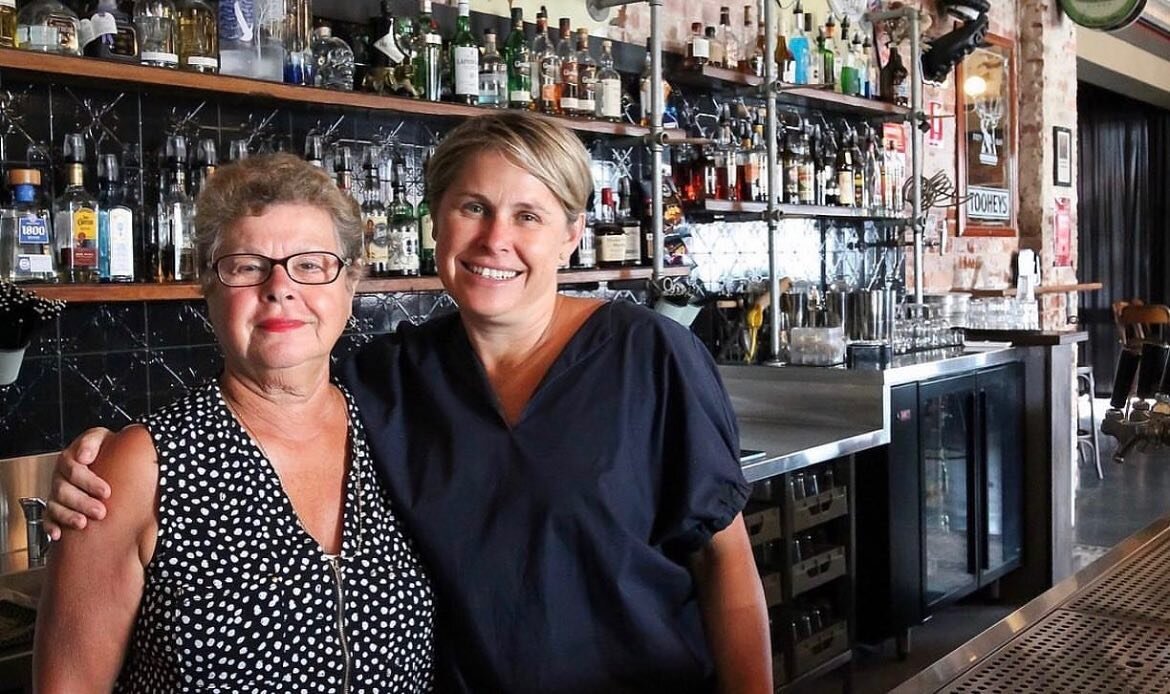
[34, 425, 159, 693]
[691, 514, 773, 694]
[44, 427, 116, 539]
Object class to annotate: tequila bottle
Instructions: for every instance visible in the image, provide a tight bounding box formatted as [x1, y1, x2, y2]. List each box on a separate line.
[133, 0, 177, 69]
[16, 0, 80, 55]
[478, 29, 506, 108]
[450, 0, 479, 105]
[412, 0, 443, 101]
[596, 40, 622, 122]
[82, 0, 138, 61]
[97, 154, 137, 282]
[504, 7, 532, 110]
[176, 0, 217, 73]
[312, 26, 354, 91]
[55, 134, 100, 283]
[575, 29, 597, 117]
[0, 169, 57, 283]
[155, 135, 195, 281]
[387, 168, 419, 277]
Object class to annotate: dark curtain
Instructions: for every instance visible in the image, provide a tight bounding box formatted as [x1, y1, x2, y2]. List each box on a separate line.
[1077, 82, 1170, 394]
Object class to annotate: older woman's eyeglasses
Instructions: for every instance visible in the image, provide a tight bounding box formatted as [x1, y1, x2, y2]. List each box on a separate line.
[212, 252, 350, 287]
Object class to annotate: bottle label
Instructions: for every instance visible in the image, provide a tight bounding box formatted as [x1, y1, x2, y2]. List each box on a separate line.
[454, 46, 479, 96]
[187, 56, 219, 69]
[365, 213, 390, 263]
[90, 12, 118, 38]
[17, 215, 49, 244]
[107, 207, 135, 278]
[419, 213, 435, 251]
[597, 233, 626, 263]
[0, 0, 16, 8]
[622, 224, 641, 263]
[47, 14, 78, 52]
[599, 78, 621, 118]
[142, 51, 179, 65]
[798, 166, 815, 203]
[219, 0, 255, 42]
[374, 33, 405, 63]
[16, 254, 54, 275]
[426, 32, 442, 45]
[560, 95, 578, 110]
[73, 208, 99, 267]
[388, 225, 419, 272]
[691, 37, 709, 60]
[837, 172, 855, 205]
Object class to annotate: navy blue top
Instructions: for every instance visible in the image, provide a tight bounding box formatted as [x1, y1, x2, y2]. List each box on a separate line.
[341, 300, 750, 693]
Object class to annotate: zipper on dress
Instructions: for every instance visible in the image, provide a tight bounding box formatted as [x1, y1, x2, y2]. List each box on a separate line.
[328, 555, 352, 694]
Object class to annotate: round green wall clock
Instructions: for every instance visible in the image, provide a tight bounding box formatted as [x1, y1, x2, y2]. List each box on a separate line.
[1060, 0, 1147, 31]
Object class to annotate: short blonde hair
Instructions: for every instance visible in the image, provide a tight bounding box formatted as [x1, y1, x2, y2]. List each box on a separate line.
[425, 111, 593, 223]
[193, 152, 364, 293]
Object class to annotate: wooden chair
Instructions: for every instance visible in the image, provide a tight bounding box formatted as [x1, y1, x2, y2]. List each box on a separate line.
[1116, 302, 1170, 348]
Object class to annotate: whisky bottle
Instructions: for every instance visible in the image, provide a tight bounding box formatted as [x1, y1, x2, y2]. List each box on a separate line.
[596, 39, 622, 122]
[450, 0, 479, 105]
[478, 29, 507, 108]
[575, 28, 597, 117]
[595, 187, 626, 268]
[97, 154, 136, 282]
[504, 7, 532, 110]
[0, 169, 57, 283]
[532, 10, 555, 111]
[387, 164, 419, 277]
[133, 0, 178, 69]
[16, 0, 80, 55]
[176, 0, 217, 73]
[556, 19, 578, 115]
[155, 135, 195, 281]
[617, 177, 642, 266]
[55, 134, 100, 283]
[82, 0, 138, 61]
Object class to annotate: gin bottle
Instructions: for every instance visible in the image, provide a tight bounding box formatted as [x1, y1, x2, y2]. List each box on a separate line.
[412, 0, 443, 102]
[155, 135, 195, 281]
[387, 168, 419, 277]
[478, 29, 506, 108]
[133, 0, 178, 69]
[16, 0, 80, 55]
[97, 154, 137, 283]
[312, 26, 354, 91]
[0, 169, 57, 283]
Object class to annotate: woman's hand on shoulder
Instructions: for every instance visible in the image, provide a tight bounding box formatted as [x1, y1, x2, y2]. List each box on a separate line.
[45, 427, 117, 539]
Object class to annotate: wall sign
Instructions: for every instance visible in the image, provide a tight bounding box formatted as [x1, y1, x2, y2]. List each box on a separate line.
[1055, 197, 1072, 267]
[1059, 0, 1146, 30]
[967, 186, 1011, 221]
[957, 34, 1017, 237]
[1053, 126, 1072, 187]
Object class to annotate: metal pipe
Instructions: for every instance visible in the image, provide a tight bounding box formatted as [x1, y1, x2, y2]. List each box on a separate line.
[909, 9, 924, 304]
[764, 0, 782, 364]
[650, 0, 664, 279]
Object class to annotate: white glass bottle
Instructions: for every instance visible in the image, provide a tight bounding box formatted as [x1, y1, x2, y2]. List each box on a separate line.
[133, 0, 178, 69]
[0, 169, 57, 283]
[16, 0, 80, 55]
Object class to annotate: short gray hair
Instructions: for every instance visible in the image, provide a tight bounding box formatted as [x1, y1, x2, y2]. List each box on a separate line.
[193, 152, 364, 293]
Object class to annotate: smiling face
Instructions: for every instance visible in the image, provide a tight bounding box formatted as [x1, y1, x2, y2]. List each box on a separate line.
[205, 202, 355, 382]
[435, 150, 582, 329]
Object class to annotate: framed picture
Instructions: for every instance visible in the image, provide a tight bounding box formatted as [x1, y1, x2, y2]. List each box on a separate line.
[1053, 126, 1072, 187]
[956, 34, 1018, 237]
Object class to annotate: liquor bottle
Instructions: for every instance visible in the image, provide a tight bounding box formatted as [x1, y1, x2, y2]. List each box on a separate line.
[596, 40, 622, 122]
[718, 7, 738, 70]
[835, 128, 855, 207]
[417, 186, 435, 275]
[807, 19, 821, 85]
[368, 1, 399, 85]
[815, 125, 838, 206]
[304, 133, 326, 168]
[478, 29, 507, 108]
[862, 36, 877, 99]
[850, 128, 865, 206]
[617, 177, 641, 266]
[571, 217, 596, 268]
[835, 16, 849, 91]
[133, 0, 178, 69]
[190, 138, 217, 198]
[227, 138, 249, 162]
[54, 134, 100, 283]
[155, 135, 195, 281]
[82, 0, 138, 61]
[686, 22, 708, 70]
[531, 9, 554, 110]
[97, 154, 136, 282]
[701, 145, 721, 200]
[881, 44, 909, 106]
[575, 29, 597, 118]
[388, 165, 420, 277]
[0, 0, 14, 49]
[413, 0, 443, 101]
[451, 0, 479, 105]
[638, 37, 652, 125]
[0, 169, 57, 283]
[819, 17, 835, 89]
[283, 0, 313, 85]
[334, 145, 355, 196]
[17, 0, 80, 55]
[747, 7, 768, 78]
[787, 3, 809, 84]
[862, 127, 881, 210]
[843, 34, 864, 96]
[782, 126, 800, 205]
[796, 126, 814, 205]
[734, 129, 753, 203]
[556, 19, 577, 115]
[706, 26, 722, 69]
[719, 106, 738, 201]
[737, 4, 753, 73]
[747, 122, 769, 202]
[595, 187, 626, 268]
[504, 7, 532, 110]
[362, 159, 389, 275]
[176, 0, 216, 72]
[312, 26, 355, 90]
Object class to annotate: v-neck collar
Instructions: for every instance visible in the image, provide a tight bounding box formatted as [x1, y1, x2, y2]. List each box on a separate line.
[446, 301, 617, 430]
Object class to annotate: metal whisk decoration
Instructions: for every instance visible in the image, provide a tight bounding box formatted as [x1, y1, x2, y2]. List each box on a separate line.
[0, 281, 65, 351]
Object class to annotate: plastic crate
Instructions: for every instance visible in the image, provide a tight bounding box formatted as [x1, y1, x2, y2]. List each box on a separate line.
[789, 545, 847, 598]
[788, 486, 849, 534]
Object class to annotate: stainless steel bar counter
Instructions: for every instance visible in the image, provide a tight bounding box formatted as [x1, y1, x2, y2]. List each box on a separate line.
[895, 515, 1170, 693]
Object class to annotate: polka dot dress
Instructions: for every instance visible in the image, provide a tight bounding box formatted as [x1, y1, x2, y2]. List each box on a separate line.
[114, 380, 434, 693]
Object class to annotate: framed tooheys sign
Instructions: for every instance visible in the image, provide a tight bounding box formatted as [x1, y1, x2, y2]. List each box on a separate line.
[1060, 0, 1147, 30]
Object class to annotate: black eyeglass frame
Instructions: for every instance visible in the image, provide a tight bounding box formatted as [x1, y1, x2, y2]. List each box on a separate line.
[211, 251, 352, 288]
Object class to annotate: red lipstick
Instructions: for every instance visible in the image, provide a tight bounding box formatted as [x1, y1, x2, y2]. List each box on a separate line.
[257, 319, 305, 332]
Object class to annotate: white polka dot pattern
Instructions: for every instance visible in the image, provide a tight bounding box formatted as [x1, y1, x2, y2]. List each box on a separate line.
[114, 381, 435, 693]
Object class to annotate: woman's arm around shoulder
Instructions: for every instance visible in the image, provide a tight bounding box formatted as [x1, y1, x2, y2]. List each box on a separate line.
[34, 424, 160, 693]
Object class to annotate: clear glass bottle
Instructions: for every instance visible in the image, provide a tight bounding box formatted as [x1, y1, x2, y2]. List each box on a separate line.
[705, 25, 722, 70]
[748, 5, 769, 78]
[556, 19, 577, 115]
[718, 8, 738, 69]
[387, 166, 419, 277]
[685, 22, 708, 70]
[283, 0, 312, 85]
[737, 4, 753, 74]
[531, 9, 553, 110]
[304, 133, 325, 168]
[97, 153, 136, 282]
[596, 39, 621, 122]
[787, 3, 809, 84]
[504, 7, 531, 110]
[575, 29, 597, 118]
[638, 37, 652, 126]
[334, 145, 354, 196]
[0, 0, 15, 49]
[176, 0, 216, 72]
[155, 135, 195, 281]
[450, 0, 478, 105]
[133, 0, 177, 69]
[362, 158, 389, 276]
[82, 0, 138, 61]
[191, 137, 217, 198]
[54, 134, 100, 283]
[835, 128, 856, 207]
[312, 26, 354, 91]
[478, 29, 506, 108]
[1, 169, 57, 283]
[412, 0, 443, 102]
[16, 0, 80, 55]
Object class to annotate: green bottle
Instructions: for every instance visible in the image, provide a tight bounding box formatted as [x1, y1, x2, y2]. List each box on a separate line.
[451, 0, 478, 104]
[412, 0, 442, 101]
[504, 7, 532, 109]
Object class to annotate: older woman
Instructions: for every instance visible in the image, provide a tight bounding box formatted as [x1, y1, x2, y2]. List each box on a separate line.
[48, 112, 770, 693]
[34, 154, 434, 692]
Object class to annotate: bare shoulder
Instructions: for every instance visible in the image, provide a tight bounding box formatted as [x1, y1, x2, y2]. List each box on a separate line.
[78, 424, 159, 532]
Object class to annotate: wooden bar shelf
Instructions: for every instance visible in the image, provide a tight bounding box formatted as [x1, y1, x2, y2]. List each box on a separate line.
[698, 198, 909, 221]
[22, 266, 691, 303]
[952, 282, 1104, 298]
[0, 48, 649, 138]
